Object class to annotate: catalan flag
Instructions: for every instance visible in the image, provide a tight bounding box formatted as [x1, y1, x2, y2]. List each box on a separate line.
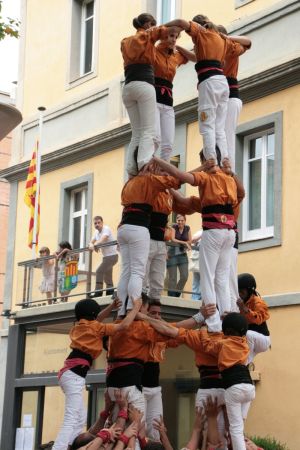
[24, 144, 40, 251]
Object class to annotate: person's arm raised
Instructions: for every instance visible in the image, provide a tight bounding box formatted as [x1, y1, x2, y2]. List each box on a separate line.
[184, 407, 205, 450]
[228, 34, 251, 48]
[153, 157, 194, 185]
[138, 313, 179, 338]
[164, 19, 191, 31]
[114, 298, 142, 331]
[176, 45, 196, 62]
[175, 304, 217, 330]
[96, 298, 122, 323]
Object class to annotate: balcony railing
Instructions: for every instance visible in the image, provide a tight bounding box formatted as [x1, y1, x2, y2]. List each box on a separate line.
[16, 241, 201, 308]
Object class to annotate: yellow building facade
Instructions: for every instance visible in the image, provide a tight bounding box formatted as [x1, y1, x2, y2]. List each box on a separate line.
[1, 0, 300, 448]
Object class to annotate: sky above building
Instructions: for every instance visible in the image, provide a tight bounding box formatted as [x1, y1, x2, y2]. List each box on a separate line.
[0, 0, 20, 93]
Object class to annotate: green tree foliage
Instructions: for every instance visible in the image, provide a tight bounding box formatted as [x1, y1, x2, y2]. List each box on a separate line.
[251, 435, 290, 450]
[0, 0, 20, 41]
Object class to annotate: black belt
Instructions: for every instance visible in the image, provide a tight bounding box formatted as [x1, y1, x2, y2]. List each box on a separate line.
[227, 76, 240, 98]
[195, 59, 223, 83]
[125, 63, 154, 85]
[154, 77, 173, 106]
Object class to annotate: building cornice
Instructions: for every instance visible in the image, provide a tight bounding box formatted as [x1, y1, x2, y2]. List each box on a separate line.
[229, 0, 300, 34]
[1, 57, 300, 182]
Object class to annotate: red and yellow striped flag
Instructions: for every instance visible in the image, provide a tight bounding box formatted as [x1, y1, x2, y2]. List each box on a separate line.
[24, 145, 40, 250]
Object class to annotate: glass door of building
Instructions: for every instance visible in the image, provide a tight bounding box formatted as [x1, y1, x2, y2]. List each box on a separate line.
[18, 388, 44, 450]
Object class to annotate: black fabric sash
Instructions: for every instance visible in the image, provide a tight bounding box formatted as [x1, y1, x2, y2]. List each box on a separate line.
[154, 77, 173, 106]
[121, 203, 153, 228]
[149, 212, 168, 241]
[125, 63, 154, 85]
[221, 364, 253, 389]
[227, 76, 240, 98]
[195, 59, 223, 83]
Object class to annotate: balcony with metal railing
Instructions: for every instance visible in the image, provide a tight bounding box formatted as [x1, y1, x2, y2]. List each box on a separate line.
[15, 241, 202, 310]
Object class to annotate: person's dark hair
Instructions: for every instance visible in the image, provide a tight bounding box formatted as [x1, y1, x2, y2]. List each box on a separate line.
[222, 312, 248, 337]
[59, 241, 72, 250]
[193, 14, 218, 32]
[176, 214, 186, 221]
[142, 291, 150, 307]
[199, 147, 221, 166]
[144, 442, 165, 450]
[192, 14, 209, 26]
[71, 433, 94, 450]
[199, 149, 205, 164]
[148, 299, 162, 309]
[217, 24, 228, 35]
[215, 145, 222, 167]
[75, 298, 101, 321]
[93, 215, 103, 222]
[238, 273, 258, 301]
[133, 13, 156, 30]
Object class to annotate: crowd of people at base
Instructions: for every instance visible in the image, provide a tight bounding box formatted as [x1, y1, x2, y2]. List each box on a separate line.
[42, 10, 274, 450]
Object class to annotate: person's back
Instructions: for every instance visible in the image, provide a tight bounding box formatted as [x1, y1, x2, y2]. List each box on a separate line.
[200, 313, 255, 450]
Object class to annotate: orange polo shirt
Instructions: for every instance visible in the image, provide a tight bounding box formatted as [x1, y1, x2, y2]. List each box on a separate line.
[121, 174, 180, 207]
[192, 170, 239, 219]
[107, 320, 176, 362]
[121, 27, 169, 67]
[70, 320, 116, 360]
[223, 42, 251, 78]
[147, 338, 179, 363]
[152, 190, 173, 214]
[242, 294, 270, 325]
[176, 328, 222, 367]
[187, 21, 243, 63]
[200, 329, 249, 372]
[154, 42, 187, 82]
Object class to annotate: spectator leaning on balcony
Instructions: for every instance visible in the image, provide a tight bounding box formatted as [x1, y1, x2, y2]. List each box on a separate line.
[89, 216, 118, 298]
[38, 246, 55, 304]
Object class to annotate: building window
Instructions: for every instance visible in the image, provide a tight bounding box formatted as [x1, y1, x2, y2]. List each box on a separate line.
[156, 0, 176, 24]
[80, 0, 95, 75]
[59, 174, 93, 265]
[236, 112, 282, 252]
[242, 130, 274, 241]
[235, 0, 255, 8]
[69, 187, 88, 252]
[68, 1, 99, 86]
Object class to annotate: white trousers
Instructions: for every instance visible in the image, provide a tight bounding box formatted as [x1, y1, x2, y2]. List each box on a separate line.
[143, 386, 163, 441]
[225, 98, 242, 171]
[246, 330, 271, 364]
[108, 385, 145, 417]
[143, 239, 167, 299]
[229, 246, 239, 312]
[117, 224, 150, 315]
[199, 229, 235, 332]
[154, 102, 175, 161]
[122, 81, 156, 176]
[52, 370, 86, 450]
[198, 75, 229, 162]
[224, 384, 255, 450]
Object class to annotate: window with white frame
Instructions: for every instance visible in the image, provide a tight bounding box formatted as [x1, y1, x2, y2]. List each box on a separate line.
[242, 129, 275, 241]
[69, 187, 88, 265]
[156, 0, 176, 24]
[80, 0, 95, 75]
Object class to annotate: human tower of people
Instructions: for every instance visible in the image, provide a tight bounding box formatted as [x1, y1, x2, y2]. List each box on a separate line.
[52, 12, 271, 450]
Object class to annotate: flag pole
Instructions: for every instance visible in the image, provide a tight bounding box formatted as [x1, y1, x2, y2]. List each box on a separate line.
[31, 106, 46, 258]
